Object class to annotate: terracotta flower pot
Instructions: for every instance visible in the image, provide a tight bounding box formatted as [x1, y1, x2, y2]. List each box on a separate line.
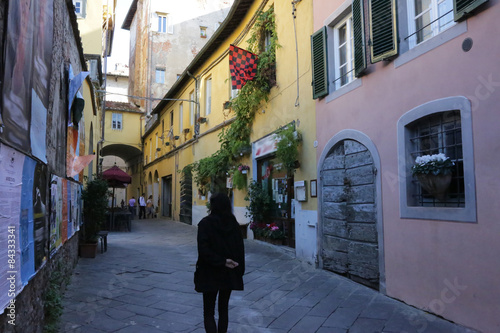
[417, 173, 452, 201]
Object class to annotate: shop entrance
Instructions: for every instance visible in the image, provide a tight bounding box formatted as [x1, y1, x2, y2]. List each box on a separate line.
[257, 157, 295, 248]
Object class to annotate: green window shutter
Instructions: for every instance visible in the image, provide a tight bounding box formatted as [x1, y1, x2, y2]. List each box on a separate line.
[454, 0, 488, 21]
[352, 0, 366, 77]
[369, 0, 398, 63]
[311, 27, 328, 99]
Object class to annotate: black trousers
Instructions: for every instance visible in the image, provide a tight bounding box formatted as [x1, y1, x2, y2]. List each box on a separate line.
[139, 206, 146, 219]
[203, 290, 232, 333]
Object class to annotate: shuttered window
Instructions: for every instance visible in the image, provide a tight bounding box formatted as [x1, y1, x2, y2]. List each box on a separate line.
[311, 27, 329, 99]
[369, 0, 398, 63]
[453, 0, 488, 20]
[352, 0, 366, 77]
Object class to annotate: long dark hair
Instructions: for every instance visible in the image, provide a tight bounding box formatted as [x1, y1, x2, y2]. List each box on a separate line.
[209, 193, 235, 221]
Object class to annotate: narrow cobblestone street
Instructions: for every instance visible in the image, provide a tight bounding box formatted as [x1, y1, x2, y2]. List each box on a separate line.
[59, 219, 477, 333]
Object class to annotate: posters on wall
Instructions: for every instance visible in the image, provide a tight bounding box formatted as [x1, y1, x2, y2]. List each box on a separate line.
[50, 175, 63, 257]
[20, 158, 36, 285]
[0, 144, 25, 314]
[1, 0, 54, 158]
[30, 0, 54, 163]
[1, 0, 35, 153]
[33, 163, 48, 271]
[67, 182, 81, 239]
[67, 65, 91, 181]
[50, 176, 81, 258]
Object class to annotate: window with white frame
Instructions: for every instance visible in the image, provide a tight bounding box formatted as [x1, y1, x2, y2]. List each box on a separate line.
[407, 0, 454, 48]
[179, 103, 184, 133]
[158, 14, 173, 33]
[149, 138, 152, 163]
[73, 0, 85, 17]
[111, 113, 122, 130]
[155, 133, 159, 158]
[189, 91, 195, 125]
[332, 15, 355, 90]
[397, 96, 476, 222]
[312, 0, 363, 99]
[155, 68, 165, 84]
[200, 26, 207, 38]
[205, 77, 212, 115]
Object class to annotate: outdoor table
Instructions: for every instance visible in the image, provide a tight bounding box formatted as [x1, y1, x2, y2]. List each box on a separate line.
[106, 210, 132, 231]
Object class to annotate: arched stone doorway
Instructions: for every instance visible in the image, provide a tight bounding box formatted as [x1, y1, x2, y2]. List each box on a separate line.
[318, 130, 385, 291]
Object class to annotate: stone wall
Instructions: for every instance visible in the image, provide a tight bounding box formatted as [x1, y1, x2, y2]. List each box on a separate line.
[0, 236, 79, 333]
[0, 0, 85, 331]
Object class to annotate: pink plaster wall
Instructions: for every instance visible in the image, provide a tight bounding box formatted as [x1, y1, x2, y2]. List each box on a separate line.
[314, 0, 500, 332]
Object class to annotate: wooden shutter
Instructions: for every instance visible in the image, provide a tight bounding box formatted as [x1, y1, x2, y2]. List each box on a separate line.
[352, 0, 366, 77]
[454, 0, 489, 21]
[311, 27, 329, 99]
[369, 0, 398, 63]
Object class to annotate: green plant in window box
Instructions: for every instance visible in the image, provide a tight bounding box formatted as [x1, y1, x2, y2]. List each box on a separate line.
[411, 153, 454, 175]
[411, 153, 454, 201]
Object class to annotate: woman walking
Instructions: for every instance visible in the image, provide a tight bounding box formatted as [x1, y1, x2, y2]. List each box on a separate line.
[194, 193, 245, 333]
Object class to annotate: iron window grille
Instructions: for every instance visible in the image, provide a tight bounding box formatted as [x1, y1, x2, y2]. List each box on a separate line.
[409, 110, 464, 207]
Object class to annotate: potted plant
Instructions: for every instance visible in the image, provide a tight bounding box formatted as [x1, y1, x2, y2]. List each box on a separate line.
[238, 164, 250, 174]
[245, 181, 273, 238]
[80, 178, 109, 258]
[232, 168, 248, 190]
[411, 153, 454, 201]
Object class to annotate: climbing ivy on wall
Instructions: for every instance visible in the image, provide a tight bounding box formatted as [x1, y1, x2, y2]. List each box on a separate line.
[191, 5, 278, 193]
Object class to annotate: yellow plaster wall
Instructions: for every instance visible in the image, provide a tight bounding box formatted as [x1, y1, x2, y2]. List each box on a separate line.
[76, 0, 104, 55]
[104, 111, 142, 148]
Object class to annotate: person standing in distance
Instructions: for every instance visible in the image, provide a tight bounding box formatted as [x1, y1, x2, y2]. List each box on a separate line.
[128, 196, 136, 218]
[194, 193, 245, 333]
[139, 193, 146, 219]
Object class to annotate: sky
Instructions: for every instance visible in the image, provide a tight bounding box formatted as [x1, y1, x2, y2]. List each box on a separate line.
[107, 0, 133, 73]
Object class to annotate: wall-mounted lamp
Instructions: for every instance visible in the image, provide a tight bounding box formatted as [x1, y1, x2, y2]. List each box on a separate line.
[165, 142, 170, 146]
[174, 135, 180, 140]
[198, 117, 208, 124]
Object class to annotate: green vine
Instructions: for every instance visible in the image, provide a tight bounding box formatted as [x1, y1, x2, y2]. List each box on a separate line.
[192, 6, 278, 192]
[276, 125, 302, 173]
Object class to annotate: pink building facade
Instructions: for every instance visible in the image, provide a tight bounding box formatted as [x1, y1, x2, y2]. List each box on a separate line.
[312, 0, 500, 331]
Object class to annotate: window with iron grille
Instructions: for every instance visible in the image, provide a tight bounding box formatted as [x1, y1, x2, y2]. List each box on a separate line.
[408, 111, 464, 207]
[397, 96, 476, 222]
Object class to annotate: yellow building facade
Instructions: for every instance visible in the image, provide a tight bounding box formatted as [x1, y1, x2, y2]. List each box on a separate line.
[143, 0, 317, 263]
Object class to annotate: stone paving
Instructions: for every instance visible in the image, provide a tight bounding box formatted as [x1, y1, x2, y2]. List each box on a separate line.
[59, 218, 478, 333]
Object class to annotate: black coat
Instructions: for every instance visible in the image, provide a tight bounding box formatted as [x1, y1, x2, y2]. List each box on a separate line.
[194, 213, 245, 292]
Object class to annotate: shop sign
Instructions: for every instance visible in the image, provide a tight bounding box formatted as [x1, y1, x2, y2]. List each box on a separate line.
[253, 133, 278, 159]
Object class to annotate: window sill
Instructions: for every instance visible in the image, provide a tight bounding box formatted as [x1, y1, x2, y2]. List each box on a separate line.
[395, 21, 467, 68]
[325, 78, 362, 104]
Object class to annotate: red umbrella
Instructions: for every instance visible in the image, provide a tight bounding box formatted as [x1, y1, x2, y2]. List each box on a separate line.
[102, 166, 132, 230]
[102, 165, 132, 185]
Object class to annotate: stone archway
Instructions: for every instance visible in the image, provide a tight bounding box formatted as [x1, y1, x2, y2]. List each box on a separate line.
[318, 131, 384, 291]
